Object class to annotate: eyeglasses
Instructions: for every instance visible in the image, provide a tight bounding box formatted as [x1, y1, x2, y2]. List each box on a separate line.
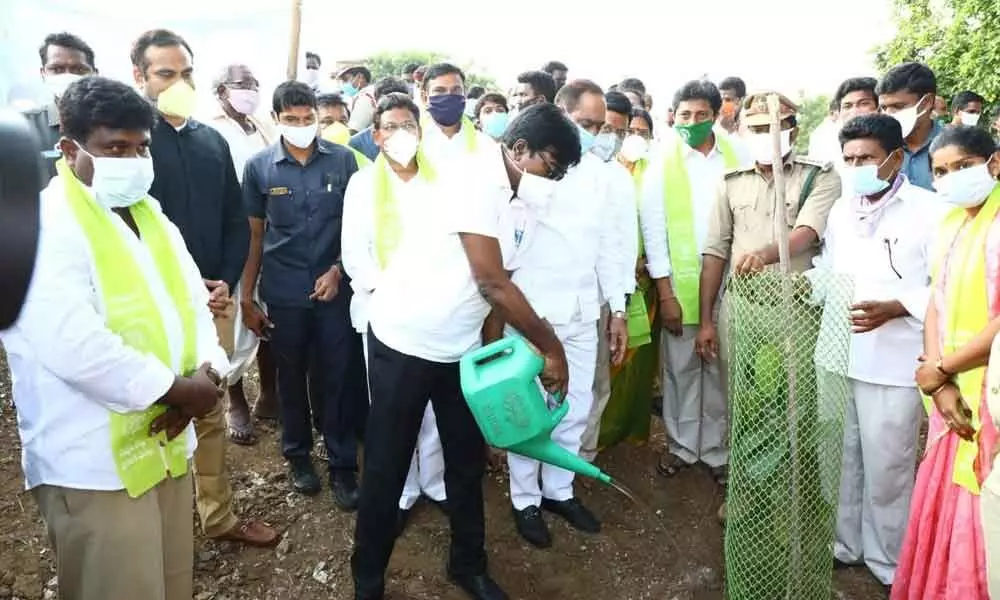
[883, 238, 902, 279]
[541, 154, 567, 181]
[379, 121, 419, 134]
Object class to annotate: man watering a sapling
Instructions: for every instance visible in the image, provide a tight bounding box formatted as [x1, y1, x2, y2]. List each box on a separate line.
[485, 79, 629, 549]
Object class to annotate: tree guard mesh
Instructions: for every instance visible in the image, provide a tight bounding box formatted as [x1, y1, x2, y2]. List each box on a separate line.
[722, 267, 854, 600]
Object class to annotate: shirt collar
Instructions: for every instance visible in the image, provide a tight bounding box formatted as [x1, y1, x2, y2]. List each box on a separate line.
[907, 120, 943, 155]
[681, 133, 724, 159]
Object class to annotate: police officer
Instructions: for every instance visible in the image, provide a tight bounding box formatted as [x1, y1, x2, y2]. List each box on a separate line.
[241, 81, 366, 510]
[694, 92, 842, 521]
[24, 32, 96, 180]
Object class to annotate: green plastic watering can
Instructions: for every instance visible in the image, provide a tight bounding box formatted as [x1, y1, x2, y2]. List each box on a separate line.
[460, 337, 612, 485]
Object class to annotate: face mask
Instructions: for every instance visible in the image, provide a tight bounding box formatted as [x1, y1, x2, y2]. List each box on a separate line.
[321, 121, 351, 145]
[427, 94, 466, 127]
[303, 69, 319, 86]
[845, 155, 894, 197]
[746, 130, 792, 165]
[482, 111, 510, 139]
[341, 81, 359, 98]
[591, 132, 622, 162]
[960, 112, 981, 127]
[517, 171, 558, 206]
[227, 89, 260, 116]
[934, 161, 998, 207]
[674, 119, 714, 148]
[156, 80, 197, 119]
[891, 94, 929, 138]
[383, 129, 419, 165]
[577, 124, 596, 154]
[620, 134, 649, 163]
[74, 142, 154, 208]
[279, 123, 317, 149]
[507, 106, 520, 122]
[45, 73, 82, 99]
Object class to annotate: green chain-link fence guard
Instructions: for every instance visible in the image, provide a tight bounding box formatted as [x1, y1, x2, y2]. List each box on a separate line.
[723, 267, 854, 600]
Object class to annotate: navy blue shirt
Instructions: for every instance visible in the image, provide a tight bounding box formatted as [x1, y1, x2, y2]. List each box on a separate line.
[348, 127, 379, 161]
[902, 120, 943, 191]
[149, 118, 248, 289]
[243, 139, 358, 308]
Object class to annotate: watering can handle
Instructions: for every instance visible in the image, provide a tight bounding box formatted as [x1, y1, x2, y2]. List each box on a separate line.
[549, 395, 570, 428]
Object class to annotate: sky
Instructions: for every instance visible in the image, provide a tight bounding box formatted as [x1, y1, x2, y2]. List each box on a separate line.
[1, 0, 896, 119]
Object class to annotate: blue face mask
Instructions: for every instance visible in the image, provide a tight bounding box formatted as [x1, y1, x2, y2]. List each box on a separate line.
[577, 124, 596, 154]
[341, 81, 359, 98]
[845, 154, 894, 197]
[427, 93, 466, 127]
[482, 111, 510, 139]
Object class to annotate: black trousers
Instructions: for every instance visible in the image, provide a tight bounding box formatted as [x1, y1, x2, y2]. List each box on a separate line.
[267, 297, 366, 472]
[352, 330, 487, 597]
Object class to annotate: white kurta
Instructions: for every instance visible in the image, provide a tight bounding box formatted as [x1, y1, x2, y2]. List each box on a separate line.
[822, 177, 947, 585]
[506, 153, 623, 509]
[639, 135, 751, 467]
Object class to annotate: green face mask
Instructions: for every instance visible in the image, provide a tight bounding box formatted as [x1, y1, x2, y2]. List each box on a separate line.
[675, 119, 714, 148]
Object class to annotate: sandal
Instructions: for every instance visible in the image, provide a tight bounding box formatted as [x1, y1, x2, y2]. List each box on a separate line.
[226, 411, 258, 446]
[656, 453, 689, 477]
[710, 465, 728, 487]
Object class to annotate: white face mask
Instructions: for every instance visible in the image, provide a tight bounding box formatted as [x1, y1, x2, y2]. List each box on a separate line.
[45, 73, 83, 99]
[279, 124, 317, 149]
[891, 94, 929, 138]
[620, 134, 649, 163]
[934, 161, 998, 207]
[383, 129, 419, 166]
[75, 142, 155, 209]
[960, 112, 982, 127]
[746, 130, 793, 165]
[516, 171, 557, 208]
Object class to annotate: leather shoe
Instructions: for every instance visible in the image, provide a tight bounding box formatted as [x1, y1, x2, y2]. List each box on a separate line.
[331, 470, 360, 511]
[289, 459, 321, 496]
[396, 508, 412, 538]
[512, 506, 551, 548]
[541, 497, 600, 533]
[448, 572, 509, 600]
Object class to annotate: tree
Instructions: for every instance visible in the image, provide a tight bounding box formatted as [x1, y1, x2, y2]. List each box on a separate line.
[361, 50, 499, 91]
[794, 94, 832, 154]
[874, 0, 1000, 101]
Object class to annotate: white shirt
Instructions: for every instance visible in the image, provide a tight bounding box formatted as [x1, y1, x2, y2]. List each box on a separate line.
[808, 118, 842, 166]
[366, 147, 530, 362]
[640, 135, 752, 279]
[348, 86, 377, 133]
[204, 109, 274, 183]
[2, 176, 230, 491]
[602, 159, 640, 295]
[421, 120, 498, 168]
[512, 154, 627, 326]
[821, 178, 948, 386]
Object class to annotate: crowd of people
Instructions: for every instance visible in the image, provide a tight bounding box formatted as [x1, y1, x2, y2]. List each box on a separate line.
[6, 25, 1000, 600]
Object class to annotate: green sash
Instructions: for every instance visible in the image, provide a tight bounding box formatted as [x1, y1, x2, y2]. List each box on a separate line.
[57, 159, 196, 498]
[663, 136, 739, 325]
[372, 149, 437, 267]
[626, 157, 651, 347]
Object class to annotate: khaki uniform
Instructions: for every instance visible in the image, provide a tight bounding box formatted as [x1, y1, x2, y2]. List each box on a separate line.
[702, 157, 842, 274]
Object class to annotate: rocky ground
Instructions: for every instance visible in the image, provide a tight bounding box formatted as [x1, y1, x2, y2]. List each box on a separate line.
[0, 349, 886, 600]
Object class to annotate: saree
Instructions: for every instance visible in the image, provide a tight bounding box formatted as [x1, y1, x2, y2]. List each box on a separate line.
[892, 191, 1000, 599]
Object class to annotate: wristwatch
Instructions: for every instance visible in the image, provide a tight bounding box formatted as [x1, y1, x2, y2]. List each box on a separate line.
[935, 358, 953, 377]
[205, 367, 225, 391]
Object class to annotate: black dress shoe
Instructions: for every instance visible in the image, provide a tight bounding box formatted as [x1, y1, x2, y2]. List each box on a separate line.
[541, 497, 600, 533]
[331, 470, 360, 511]
[448, 572, 509, 600]
[512, 506, 551, 548]
[396, 507, 412, 537]
[289, 459, 321, 495]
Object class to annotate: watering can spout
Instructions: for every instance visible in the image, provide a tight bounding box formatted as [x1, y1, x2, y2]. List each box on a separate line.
[509, 436, 613, 484]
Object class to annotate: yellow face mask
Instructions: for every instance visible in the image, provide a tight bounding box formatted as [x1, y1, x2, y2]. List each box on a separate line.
[321, 121, 351, 146]
[157, 80, 197, 119]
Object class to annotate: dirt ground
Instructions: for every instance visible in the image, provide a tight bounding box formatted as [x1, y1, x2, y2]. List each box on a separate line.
[0, 350, 887, 600]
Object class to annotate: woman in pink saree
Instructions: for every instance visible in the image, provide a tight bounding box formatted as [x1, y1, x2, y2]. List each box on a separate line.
[892, 126, 1000, 599]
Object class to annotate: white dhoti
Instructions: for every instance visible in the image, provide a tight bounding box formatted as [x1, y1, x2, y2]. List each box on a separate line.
[508, 318, 598, 510]
[362, 331, 447, 510]
[661, 324, 727, 468]
[834, 378, 922, 585]
[581, 304, 611, 461]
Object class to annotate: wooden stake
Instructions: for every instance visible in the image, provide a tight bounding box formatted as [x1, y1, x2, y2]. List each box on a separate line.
[286, 0, 302, 81]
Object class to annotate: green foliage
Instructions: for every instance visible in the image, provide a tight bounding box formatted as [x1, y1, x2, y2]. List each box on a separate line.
[361, 50, 499, 91]
[874, 0, 1000, 101]
[795, 94, 832, 154]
